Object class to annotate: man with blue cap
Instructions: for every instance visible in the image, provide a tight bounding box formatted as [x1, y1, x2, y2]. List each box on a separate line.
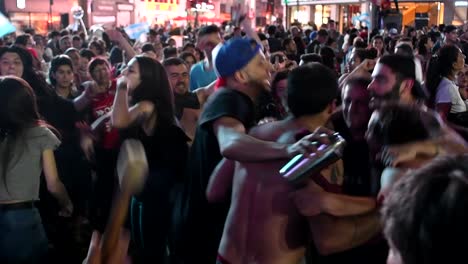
[174, 17, 323, 264]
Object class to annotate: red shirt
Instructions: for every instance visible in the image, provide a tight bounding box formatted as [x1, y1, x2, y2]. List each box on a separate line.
[90, 79, 120, 149]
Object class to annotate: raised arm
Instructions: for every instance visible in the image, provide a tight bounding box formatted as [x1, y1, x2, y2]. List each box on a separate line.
[106, 29, 137, 61]
[111, 78, 154, 129]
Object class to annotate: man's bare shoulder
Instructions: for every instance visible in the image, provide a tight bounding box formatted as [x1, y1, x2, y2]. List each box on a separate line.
[249, 119, 298, 142]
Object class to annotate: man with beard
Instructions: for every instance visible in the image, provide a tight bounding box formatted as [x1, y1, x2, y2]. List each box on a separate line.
[176, 36, 319, 263]
[367, 54, 426, 109]
[162, 57, 215, 140]
[367, 54, 468, 190]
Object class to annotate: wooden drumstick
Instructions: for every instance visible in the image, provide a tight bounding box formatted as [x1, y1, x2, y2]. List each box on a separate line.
[100, 139, 148, 262]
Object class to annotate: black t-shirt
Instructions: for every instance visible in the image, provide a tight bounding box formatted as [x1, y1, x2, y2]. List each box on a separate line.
[330, 111, 373, 196]
[174, 92, 201, 120]
[179, 87, 255, 262]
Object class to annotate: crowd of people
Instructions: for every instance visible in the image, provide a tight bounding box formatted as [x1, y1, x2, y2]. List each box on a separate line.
[1, 14, 468, 264]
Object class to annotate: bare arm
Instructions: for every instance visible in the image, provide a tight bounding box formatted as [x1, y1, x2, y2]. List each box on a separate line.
[214, 117, 328, 161]
[42, 149, 73, 213]
[106, 30, 137, 61]
[206, 158, 235, 202]
[74, 83, 93, 112]
[309, 211, 381, 255]
[292, 180, 376, 217]
[213, 117, 288, 161]
[111, 81, 154, 129]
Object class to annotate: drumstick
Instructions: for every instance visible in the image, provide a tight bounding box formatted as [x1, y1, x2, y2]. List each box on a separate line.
[100, 139, 148, 262]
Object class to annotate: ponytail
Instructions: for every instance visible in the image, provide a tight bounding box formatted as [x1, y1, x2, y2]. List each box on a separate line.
[426, 54, 442, 108]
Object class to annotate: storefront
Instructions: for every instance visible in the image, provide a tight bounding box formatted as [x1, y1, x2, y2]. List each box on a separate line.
[4, 0, 76, 34]
[282, 0, 366, 30]
[391, 0, 464, 28]
[135, 0, 186, 26]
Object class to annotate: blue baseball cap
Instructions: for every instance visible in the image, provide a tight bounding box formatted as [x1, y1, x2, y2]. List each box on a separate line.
[214, 38, 261, 78]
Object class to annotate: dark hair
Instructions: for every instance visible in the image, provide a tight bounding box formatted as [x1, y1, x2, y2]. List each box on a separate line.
[379, 54, 427, 101]
[319, 46, 336, 70]
[14, 34, 31, 46]
[131, 56, 175, 127]
[326, 37, 336, 46]
[264, 70, 290, 119]
[162, 57, 186, 67]
[258, 33, 267, 41]
[300, 53, 322, 64]
[348, 33, 358, 46]
[271, 70, 289, 101]
[395, 43, 414, 57]
[88, 56, 110, 74]
[60, 29, 70, 36]
[426, 45, 461, 106]
[379, 54, 415, 80]
[49, 30, 60, 38]
[428, 31, 440, 44]
[444, 25, 457, 34]
[267, 25, 277, 36]
[49, 55, 74, 86]
[354, 39, 367, 49]
[179, 52, 196, 64]
[0, 76, 41, 189]
[64, 47, 79, 56]
[317, 29, 329, 37]
[342, 77, 371, 97]
[141, 42, 156, 53]
[163, 47, 178, 59]
[72, 35, 82, 42]
[182, 43, 195, 51]
[282, 38, 294, 50]
[0, 46, 53, 98]
[383, 154, 468, 264]
[88, 40, 104, 56]
[79, 49, 96, 61]
[368, 102, 441, 146]
[288, 63, 338, 117]
[198, 25, 220, 38]
[417, 35, 430, 56]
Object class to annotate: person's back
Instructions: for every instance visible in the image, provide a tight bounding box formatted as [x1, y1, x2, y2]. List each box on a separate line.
[218, 119, 342, 264]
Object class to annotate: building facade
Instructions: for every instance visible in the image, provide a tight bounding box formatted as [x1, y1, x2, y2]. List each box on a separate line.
[2, 0, 135, 33]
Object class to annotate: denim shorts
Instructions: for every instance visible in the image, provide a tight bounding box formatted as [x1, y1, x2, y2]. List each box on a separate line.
[0, 207, 48, 263]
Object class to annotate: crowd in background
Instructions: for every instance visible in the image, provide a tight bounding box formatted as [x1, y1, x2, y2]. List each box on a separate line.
[1, 16, 468, 264]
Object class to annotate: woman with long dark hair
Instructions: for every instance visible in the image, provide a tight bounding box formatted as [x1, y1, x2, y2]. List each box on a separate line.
[372, 35, 386, 58]
[112, 55, 190, 262]
[426, 45, 466, 122]
[1, 46, 91, 261]
[0, 76, 73, 263]
[415, 35, 434, 79]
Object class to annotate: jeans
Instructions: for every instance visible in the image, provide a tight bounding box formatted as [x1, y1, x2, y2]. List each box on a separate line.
[0, 207, 48, 264]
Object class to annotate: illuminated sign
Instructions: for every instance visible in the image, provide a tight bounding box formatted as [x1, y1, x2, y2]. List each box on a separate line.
[282, 0, 360, 5]
[191, 2, 215, 11]
[17, 0, 26, 9]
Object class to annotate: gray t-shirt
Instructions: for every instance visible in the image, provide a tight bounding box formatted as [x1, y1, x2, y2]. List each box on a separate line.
[0, 126, 60, 201]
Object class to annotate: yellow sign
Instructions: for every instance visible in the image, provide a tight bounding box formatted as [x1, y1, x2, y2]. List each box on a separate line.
[146, 2, 178, 12]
